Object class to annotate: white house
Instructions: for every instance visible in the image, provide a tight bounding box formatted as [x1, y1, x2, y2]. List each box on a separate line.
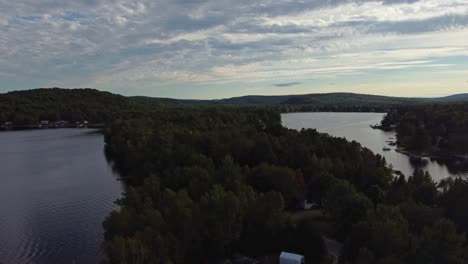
[280, 252, 304, 264]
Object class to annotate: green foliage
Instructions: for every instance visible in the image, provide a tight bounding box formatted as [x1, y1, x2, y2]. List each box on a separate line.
[0, 88, 147, 125]
[102, 107, 397, 263]
[342, 205, 409, 263]
[439, 178, 468, 234]
[410, 219, 465, 264]
[342, 204, 466, 264]
[133, 92, 425, 110]
[284, 219, 327, 263]
[382, 102, 468, 155]
[100, 104, 468, 264]
[323, 180, 373, 237]
[249, 163, 300, 204]
[4, 88, 468, 263]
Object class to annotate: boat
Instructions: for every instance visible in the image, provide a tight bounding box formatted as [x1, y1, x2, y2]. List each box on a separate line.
[409, 156, 428, 166]
[383, 147, 391, 151]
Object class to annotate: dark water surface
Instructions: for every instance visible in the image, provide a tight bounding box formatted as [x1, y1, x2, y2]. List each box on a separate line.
[0, 129, 122, 264]
[282, 112, 468, 181]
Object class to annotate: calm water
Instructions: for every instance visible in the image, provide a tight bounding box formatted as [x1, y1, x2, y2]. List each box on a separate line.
[282, 112, 468, 181]
[0, 129, 122, 264]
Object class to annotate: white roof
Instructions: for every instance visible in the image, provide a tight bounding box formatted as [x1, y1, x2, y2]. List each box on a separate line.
[280, 252, 304, 261]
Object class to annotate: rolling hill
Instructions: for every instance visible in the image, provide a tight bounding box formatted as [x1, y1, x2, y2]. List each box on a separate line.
[433, 93, 468, 102]
[1, 88, 467, 125]
[131, 92, 429, 106]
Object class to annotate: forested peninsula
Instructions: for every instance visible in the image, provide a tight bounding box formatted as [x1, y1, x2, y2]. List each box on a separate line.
[102, 107, 468, 263]
[381, 103, 468, 172]
[382, 103, 468, 155]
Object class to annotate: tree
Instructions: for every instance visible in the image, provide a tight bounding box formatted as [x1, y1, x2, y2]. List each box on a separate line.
[341, 205, 408, 263]
[323, 180, 372, 237]
[199, 185, 245, 256]
[284, 220, 327, 263]
[439, 178, 468, 234]
[249, 163, 300, 205]
[411, 219, 465, 264]
[407, 169, 438, 206]
[240, 191, 289, 256]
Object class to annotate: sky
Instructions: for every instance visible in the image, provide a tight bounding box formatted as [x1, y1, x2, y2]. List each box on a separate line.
[0, 0, 467, 99]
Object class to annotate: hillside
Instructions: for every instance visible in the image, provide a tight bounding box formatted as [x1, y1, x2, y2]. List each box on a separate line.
[2, 88, 467, 125]
[0, 88, 145, 125]
[433, 93, 468, 102]
[132, 92, 427, 106]
[225, 93, 424, 105]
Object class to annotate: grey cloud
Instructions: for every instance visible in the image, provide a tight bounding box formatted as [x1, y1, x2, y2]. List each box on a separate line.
[367, 14, 468, 35]
[0, 0, 465, 92]
[273, 82, 301, 87]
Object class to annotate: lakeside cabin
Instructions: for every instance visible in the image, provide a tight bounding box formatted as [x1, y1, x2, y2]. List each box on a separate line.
[54, 120, 70, 128]
[301, 200, 320, 210]
[38, 120, 50, 128]
[0, 122, 13, 130]
[76, 120, 89, 128]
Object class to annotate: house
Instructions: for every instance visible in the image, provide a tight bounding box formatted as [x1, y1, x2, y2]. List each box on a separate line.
[38, 120, 50, 128]
[76, 121, 88, 128]
[280, 252, 304, 264]
[2, 122, 13, 127]
[54, 120, 69, 128]
[301, 200, 320, 210]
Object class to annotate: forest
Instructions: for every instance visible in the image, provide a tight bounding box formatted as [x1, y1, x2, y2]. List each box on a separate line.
[381, 102, 468, 155]
[0, 88, 147, 125]
[0, 88, 422, 128]
[103, 106, 468, 264]
[2, 88, 468, 263]
[0, 89, 410, 126]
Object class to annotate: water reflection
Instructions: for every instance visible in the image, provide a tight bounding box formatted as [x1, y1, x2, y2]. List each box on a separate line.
[0, 129, 122, 264]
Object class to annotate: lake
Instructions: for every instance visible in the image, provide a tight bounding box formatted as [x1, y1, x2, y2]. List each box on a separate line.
[0, 129, 122, 264]
[282, 112, 468, 181]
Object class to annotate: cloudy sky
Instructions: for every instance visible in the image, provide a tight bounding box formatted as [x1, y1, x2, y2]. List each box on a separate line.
[0, 0, 467, 98]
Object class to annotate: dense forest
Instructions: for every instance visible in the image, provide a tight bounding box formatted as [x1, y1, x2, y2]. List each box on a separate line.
[103, 107, 468, 264]
[2, 88, 468, 263]
[1, 88, 467, 126]
[0, 89, 421, 127]
[382, 102, 468, 155]
[0, 89, 410, 126]
[0, 88, 146, 125]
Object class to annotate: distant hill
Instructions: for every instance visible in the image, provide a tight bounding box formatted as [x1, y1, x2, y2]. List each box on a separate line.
[132, 92, 427, 106]
[131, 96, 209, 105]
[433, 93, 468, 102]
[226, 93, 424, 105]
[2, 88, 467, 125]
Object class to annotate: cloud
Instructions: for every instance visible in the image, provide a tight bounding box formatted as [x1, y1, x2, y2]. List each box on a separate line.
[0, 0, 467, 97]
[273, 82, 301, 87]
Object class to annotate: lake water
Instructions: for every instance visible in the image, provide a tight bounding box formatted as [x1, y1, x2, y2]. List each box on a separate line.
[282, 112, 468, 181]
[0, 129, 122, 264]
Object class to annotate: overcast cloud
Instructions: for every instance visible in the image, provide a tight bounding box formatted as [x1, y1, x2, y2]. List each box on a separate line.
[0, 0, 467, 98]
